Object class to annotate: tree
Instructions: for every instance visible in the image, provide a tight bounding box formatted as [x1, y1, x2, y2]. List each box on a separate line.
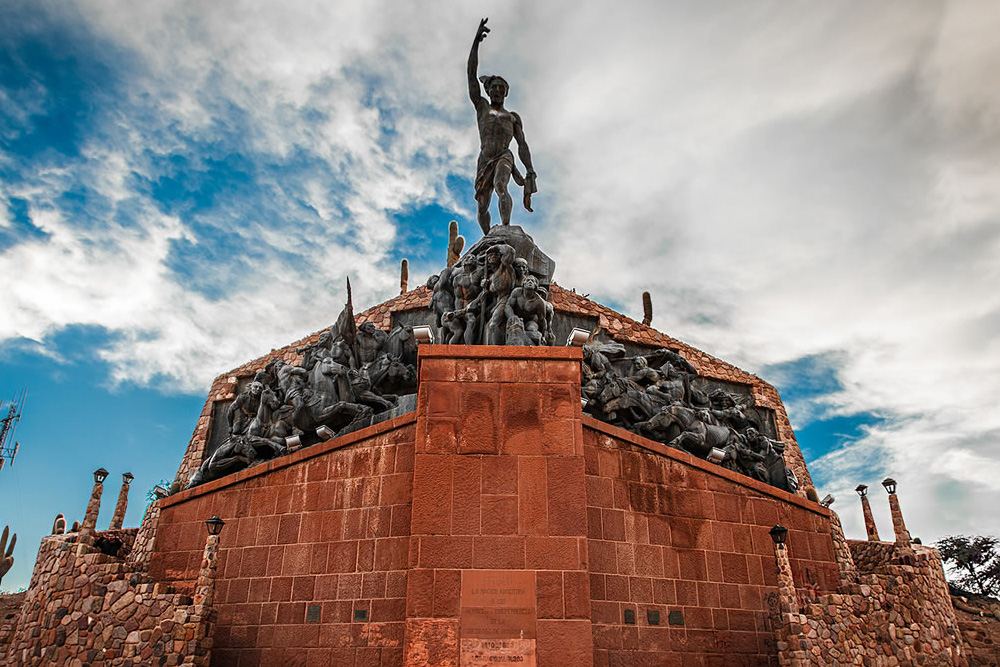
[936, 535, 1000, 598]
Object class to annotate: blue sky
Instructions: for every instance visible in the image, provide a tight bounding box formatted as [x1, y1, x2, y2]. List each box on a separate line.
[2, 0, 999, 590]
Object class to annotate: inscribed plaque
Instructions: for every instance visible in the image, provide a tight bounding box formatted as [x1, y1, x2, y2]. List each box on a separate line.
[460, 570, 537, 667]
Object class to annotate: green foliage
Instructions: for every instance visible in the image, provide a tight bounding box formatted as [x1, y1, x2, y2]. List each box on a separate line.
[936, 534, 1000, 598]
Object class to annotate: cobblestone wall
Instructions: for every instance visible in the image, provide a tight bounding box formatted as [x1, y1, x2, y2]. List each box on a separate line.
[775, 532, 968, 666]
[1, 529, 216, 666]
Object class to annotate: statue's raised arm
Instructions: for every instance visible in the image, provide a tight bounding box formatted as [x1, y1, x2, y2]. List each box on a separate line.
[467, 18, 538, 236]
[468, 18, 490, 107]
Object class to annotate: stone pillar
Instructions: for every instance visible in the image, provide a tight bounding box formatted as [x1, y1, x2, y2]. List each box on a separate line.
[194, 528, 223, 607]
[108, 472, 134, 530]
[80, 468, 108, 540]
[404, 347, 593, 667]
[827, 510, 857, 586]
[856, 484, 881, 541]
[883, 479, 912, 548]
[772, 529, 799, 616]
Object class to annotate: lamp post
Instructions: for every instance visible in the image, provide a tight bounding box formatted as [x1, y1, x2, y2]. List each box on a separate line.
[195, 516, 226, 606]
[768, 525, 798, 615]
[80, 467, 109, 540]
[109, 472, 134, 531]
[882, 477, 911, 547]
[856, 483, 881, 541]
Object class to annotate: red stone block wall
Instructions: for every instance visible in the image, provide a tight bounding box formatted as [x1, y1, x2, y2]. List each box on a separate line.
[149, 416, 417, 667]
[583, 420, 839, 667]
[404, 346, 594, 667]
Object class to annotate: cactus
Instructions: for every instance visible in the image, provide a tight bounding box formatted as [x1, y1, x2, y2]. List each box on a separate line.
[52, 513, 66, 535]
[0, 526, 15, 586]
[400, 258, 409, 294]
[447, 220, 465, 267]
[642, 291, 653, 326]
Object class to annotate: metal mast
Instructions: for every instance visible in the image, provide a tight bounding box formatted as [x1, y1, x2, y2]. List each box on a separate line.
[0, 390, 25, 471]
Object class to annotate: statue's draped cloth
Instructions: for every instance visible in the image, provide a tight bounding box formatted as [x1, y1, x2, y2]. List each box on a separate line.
[475, 149, 525, 201]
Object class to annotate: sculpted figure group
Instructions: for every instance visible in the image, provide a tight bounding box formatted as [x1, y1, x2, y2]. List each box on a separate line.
[429, 237, 554, 348]
[581, 342, 798, 492]
[187, 284, 418, 488]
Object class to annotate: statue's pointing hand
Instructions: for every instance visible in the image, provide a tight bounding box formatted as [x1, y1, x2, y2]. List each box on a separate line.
[476, 18, 490, 44]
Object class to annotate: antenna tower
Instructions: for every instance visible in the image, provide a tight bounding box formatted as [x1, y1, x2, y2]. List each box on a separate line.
[0, 390, 26, 472]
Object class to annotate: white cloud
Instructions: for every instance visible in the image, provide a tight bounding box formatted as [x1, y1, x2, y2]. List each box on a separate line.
[2, 0, 1000, 545]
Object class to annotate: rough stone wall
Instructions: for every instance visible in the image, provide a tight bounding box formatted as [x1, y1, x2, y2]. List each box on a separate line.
[2, 531, 215, 666]
[583, 419, 838, 667]
[149, 416, 416, 667]
[0, 593, 24, 649]
[952, 593, 1000, 666]
[776, 541, 968, 666]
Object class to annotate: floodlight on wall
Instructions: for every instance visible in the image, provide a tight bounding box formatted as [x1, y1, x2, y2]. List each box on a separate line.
[819, 494, 835, 508]
[881, 477, 897, 494]
[316, 425, 336, 440]
[122, 472, 134, 485]
[93, 468, 109, 484]
[707, 448, 726, 464]
[855, 484, 868, 497]
[412, 325, 435, 344]
[285, 435, 302, 449]
[566, 328, 590, 347]
[205, 516, 226, 536]
[152, 485, 169, 500]
[769, 524, 788, 548]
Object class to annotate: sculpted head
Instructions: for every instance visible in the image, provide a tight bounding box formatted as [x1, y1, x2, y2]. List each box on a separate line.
[480, 75, 509, 104]
[522, 274, 539, 294]
[249, 381, 263, 396]
[360, 321, 377, 335]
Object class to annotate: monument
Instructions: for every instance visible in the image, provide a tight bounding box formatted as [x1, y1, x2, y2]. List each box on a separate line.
[0, 19, 986, 667]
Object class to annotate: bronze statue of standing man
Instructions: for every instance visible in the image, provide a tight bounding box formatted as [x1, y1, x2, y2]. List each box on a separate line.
[468, 18, 537, 236]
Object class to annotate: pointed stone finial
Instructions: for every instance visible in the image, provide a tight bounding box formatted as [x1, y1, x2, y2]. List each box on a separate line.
[447, 220, 465, 267]
[400, 258, 409, 294]
[642, 291, 653, 326]
[52, 513, 66, 535]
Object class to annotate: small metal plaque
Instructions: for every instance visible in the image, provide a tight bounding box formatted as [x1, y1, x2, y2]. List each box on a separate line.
[354, 609, 368, 621]
[647, 610, 660, 626]
[668, 610, 684, 626]
[306, 605, 321, 623]
[623, 609, 636, 625]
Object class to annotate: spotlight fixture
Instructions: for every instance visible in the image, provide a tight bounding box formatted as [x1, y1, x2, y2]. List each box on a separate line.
[412, 325, 435, 344]
[819, 494, 835, 508]
[707, 448, 726, 464]
[566, 328, 590, 347]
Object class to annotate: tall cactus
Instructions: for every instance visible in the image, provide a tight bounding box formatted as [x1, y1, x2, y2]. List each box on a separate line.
[0, 526, 15, 586]
[642, 291, 653, 326]
[447, 220, 465, 267]
[400, 258, 409, 294]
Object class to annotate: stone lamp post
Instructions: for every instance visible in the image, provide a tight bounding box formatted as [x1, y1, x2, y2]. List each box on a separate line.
[109, 472, 134, 530]
[194, 516, 225, 607]
[855, 484, 881, 541]
[882, 477, 912, 547]
[80, 467, 109, 541]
